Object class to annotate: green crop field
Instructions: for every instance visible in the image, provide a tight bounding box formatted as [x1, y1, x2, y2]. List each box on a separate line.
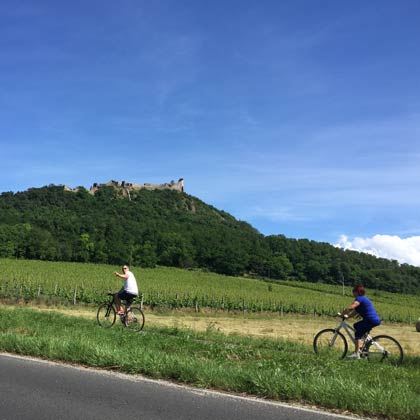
[0, 258, 419, 323]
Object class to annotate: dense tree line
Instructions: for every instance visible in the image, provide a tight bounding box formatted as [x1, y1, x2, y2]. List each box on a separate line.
[0, 185, 419, 294]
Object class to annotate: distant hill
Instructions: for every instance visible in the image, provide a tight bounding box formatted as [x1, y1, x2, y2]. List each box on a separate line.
[0, 183, 419, 294]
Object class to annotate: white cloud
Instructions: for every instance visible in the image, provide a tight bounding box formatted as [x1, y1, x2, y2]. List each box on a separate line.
[336, 234, 420, 267]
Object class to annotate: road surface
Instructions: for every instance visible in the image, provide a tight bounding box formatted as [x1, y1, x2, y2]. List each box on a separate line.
[0, 353, 361, 420]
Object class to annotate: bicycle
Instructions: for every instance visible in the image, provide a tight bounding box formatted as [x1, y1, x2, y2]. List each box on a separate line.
[97, 293, 145, 332]
[313, 313, 403, 366]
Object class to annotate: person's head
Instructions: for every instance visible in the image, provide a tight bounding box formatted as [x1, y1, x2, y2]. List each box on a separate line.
[352, 284, 366, 297]
[122, 264, 129, 272]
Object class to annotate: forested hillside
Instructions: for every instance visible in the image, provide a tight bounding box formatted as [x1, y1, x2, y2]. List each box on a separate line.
[0, 185, 419, 294]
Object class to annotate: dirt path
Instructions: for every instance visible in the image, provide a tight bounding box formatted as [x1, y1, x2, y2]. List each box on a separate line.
[24, 305, 420, 356]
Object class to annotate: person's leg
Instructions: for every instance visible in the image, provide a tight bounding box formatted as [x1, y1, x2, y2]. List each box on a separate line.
[126, 295, 134, 308]
[125, 294, 135, 321]
[353, 320, 370, 353]
[114, 291, 124, 314]
[355, 339, 362, 353]
[348, 321, 364, 358]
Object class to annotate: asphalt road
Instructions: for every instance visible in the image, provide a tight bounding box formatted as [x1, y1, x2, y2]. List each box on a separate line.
[0, 353, 359, 420]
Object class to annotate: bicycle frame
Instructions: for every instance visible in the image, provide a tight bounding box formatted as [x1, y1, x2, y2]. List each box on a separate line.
[334, 318, 357, 346]
[333, 318, 386, 354]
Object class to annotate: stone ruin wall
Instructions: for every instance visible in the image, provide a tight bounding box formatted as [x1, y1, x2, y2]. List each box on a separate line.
[64, 178, 184, 196]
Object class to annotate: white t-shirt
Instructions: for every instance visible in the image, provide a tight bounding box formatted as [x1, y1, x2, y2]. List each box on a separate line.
[124, 270, 138, 296]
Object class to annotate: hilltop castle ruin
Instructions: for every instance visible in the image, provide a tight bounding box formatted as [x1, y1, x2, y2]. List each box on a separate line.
[64, 178, 184, 197]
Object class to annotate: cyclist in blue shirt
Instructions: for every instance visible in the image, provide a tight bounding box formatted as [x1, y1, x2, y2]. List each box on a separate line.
[342, 284, 381, 359]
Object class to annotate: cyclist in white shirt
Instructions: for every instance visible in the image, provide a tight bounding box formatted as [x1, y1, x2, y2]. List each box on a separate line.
[114, 264, 139, 315]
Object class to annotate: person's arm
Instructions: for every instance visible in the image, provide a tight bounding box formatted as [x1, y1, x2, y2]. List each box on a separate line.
[342, 300, 360, 318]
[114, 271, 129, 279]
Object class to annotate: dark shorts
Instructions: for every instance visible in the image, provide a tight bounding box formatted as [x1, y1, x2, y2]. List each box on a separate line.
[354, 318, 381, 340]
[117, 289, 137, 305]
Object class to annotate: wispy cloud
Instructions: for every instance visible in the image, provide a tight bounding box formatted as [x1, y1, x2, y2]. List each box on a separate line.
[309, 113, 420, 162]
[190, 112, 420, 234]
[235, 205, 318, 224]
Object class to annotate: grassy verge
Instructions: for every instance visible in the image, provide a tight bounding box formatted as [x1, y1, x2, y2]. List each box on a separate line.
[8, 300, 420, 356]
[1, 306, 419, 420]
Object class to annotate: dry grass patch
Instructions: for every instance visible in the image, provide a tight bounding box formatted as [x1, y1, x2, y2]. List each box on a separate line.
[144, 311, 420, 356]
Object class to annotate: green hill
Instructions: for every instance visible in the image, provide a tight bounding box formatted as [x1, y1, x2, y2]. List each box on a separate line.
[0, 184, 419, 294]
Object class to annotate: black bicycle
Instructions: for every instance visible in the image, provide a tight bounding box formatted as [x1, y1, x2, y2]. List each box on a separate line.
[97, 293, 145, 332]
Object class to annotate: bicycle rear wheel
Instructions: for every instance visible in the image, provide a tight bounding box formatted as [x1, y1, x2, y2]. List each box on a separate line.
[365, 335, 403, 366]
[124, 307, 145, 332]
[313, 329, 348, 359]
[97, 303, 116, 328]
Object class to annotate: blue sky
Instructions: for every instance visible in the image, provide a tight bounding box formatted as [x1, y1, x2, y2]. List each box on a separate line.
[1, 1, 420, 263]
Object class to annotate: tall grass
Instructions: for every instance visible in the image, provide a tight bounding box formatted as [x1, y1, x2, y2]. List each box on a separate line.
[0, 306, 419, 420]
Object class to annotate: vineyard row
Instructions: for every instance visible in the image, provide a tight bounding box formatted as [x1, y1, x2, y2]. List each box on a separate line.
[0, 280, 416, 323]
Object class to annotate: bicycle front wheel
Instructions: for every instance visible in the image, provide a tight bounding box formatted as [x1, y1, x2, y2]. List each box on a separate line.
[313, 329, 348, 359]
[365, 335, 403, 366]
[97, 303, 116, 328]
[124, 307, 145, 332]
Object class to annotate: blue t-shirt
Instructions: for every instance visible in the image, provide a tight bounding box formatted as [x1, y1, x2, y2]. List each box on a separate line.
[355, 296, 380, 323]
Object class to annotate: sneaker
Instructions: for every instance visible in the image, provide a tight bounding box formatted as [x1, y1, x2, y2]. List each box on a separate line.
[347, 352, 361, 359]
